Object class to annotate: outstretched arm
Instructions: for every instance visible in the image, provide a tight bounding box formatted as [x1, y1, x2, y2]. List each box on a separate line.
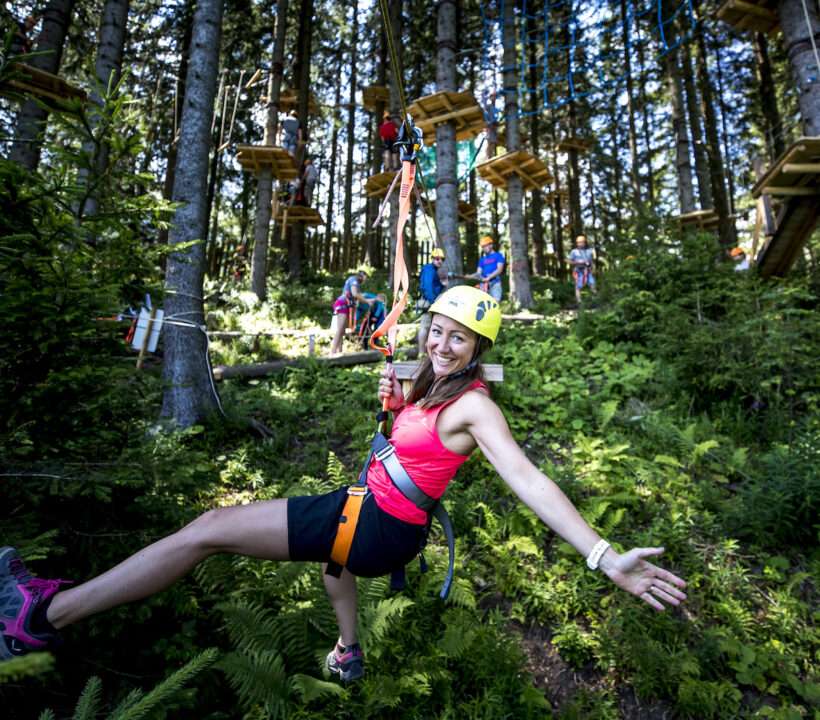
[461, 392, 687, 611]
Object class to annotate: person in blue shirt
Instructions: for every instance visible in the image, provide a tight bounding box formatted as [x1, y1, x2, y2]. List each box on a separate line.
[416, 247, 447, 355]
[568, 235, 597, 304]
[470, 235, 505, 302]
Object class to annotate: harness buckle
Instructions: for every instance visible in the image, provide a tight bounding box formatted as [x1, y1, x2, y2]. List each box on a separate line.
[347, 485, 367, 497]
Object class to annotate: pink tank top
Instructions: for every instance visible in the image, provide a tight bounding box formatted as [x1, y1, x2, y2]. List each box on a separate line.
[367, 379, 488, 524]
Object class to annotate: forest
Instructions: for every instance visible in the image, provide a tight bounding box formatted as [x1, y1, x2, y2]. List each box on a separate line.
[1, 0, 819, 717]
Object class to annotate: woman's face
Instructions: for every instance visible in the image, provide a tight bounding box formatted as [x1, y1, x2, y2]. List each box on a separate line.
[427, 314, 478, 377]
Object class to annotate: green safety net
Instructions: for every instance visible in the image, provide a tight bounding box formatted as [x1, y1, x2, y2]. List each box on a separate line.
[418, 140, 482, 190]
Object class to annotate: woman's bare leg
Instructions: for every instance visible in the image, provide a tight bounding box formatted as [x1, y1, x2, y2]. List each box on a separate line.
[47, 500, 289, 629]
[322, 566, 358, 647]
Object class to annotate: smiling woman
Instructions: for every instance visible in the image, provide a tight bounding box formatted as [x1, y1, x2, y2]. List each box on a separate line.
[0, 287, 687, 686]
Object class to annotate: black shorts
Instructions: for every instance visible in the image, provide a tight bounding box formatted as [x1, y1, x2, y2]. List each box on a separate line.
[287, 487, 427, 577]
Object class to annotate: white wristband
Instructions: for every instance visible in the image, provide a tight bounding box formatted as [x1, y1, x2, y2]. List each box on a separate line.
[586, 539, 611, 570]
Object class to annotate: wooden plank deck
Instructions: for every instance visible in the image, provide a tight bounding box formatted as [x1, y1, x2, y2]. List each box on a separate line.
[362, 85, 389, 112]
[544, 188, 569, 203]
[406, 91, 486, 142]
[278, 88, 320, 115]
[716, 0, 779, 35]
[274, 205, 324, 226]
[364, 170, 400, 198]
[675, 208, 720, 230]
[555, 136, 594, 153]
[235, 145, 299, 180]
[752, 137, 820, 198]
[0, 63, 86, 108]
[756, 197, 818, 277]
[423, 199, 477, 224]
[476, 150, 553, 191]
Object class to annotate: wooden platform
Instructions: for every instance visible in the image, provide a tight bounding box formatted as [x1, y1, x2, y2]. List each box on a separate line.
[364, 170, 400, 198]
[406, 91, 486, 142]
[751, 137, 820, 199]
[394, 360, 503, 395]
[278, 89, 320, 115]
[555, 136, 594, 153]
[756, 197, 818, 277]
[675, 208, 720, 230]
[0, 63, 86, 108]
[716, 0, 779, 35]
[235, 145, 298, 180]
[362, 85, 389, 112]
[476, 150, 553, 191]
[423, 200, 477, 224]
[544, 188, 569, 203]
[275, 205, 324, 226]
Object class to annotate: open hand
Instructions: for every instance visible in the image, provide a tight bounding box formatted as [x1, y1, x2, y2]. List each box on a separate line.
[602, 547, 687, 612]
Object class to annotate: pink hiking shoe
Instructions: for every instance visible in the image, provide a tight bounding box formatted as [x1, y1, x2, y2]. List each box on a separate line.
[325, 641, 364, 682]
[0, 547, 70, 660]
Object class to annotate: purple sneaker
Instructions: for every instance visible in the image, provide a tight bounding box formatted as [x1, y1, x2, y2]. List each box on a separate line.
[0, 547, 70, 660]
[325, 642, 364, 682]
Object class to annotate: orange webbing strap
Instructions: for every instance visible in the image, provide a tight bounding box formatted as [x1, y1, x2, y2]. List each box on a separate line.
[326, 485, 367, 577]
[369, 160, 414, 424]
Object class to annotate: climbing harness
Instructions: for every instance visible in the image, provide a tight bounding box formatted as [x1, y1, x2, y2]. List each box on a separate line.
[325, 114, 456, 600]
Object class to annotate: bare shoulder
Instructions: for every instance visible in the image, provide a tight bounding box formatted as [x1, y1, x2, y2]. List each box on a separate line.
[448, 387, 502, 423]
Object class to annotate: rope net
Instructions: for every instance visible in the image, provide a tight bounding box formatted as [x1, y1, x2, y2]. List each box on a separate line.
[481, 0, 698, 114]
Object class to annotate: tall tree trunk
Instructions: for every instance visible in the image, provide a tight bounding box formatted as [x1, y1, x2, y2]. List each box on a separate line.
[527, 10, 545, 275]
[502, 0, 531, 308]
[158, 0, 194, 248]
[251, 0, 288, 301]
[754, 32, 785, 160]
[10, 0, 77, 169]
[342, 4, 359, 265]
[160, 0, 224, 428]
[567, 103, 583, 239]
[288, 0, 315, 279]
[549, 113, 566, 280]
[77, 0, 130, 220]
[664, 50, 695, 213]
[777, 0, 820, 136]
[635, 22, 655, 203]
[324, 49, 343, 266]
[608, 94, 624, 244]
[694, 19, 736, 246]
[620, 0, 641, 207]
[713, 43, 735, 214]
[681, 42, 712, 208]
[365, 17, 388, 267]
[436, 0, 461, 273]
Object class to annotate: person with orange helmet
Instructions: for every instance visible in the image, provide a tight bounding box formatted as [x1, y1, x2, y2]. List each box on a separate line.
[469, 235, 505, 301]
[417, 247, 448, 354]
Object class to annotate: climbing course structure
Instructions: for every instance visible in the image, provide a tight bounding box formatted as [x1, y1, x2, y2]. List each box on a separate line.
[236, 144, 298, 180]
[555, 136, 594, 154]
[675, 209, 720, 232]
[716, 0, 779, 35]
[364, 170, 399, 198]
[424, 199, 477, 225]
[406, 91, 486, 142]
[362, 85, 389, 113]
[279, 88, 320, 115]
[0, 62, 86, 109]
[481, 0, 698, 114]
[274, 204, 324, 227]
[476, 150, 553, 191]
[752, 137, 820, 276]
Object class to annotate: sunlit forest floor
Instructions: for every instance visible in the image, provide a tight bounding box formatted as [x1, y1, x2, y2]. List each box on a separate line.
[3, 250, 819, 719]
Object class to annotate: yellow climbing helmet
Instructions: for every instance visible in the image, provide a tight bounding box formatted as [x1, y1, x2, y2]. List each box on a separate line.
[430, 247, 445, 259]
[479, 235, 494, 248]
[429, 285, 501, 344]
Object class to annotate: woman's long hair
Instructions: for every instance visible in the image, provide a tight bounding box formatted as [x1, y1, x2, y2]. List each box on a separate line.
[405, 335, 492, 409]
